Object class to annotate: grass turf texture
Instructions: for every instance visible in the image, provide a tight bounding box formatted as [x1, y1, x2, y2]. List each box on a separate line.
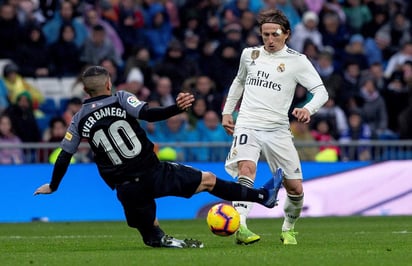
[1, 216, 411, 266]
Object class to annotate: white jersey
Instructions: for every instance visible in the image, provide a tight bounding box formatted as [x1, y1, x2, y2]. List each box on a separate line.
[222, 45, 328, 130]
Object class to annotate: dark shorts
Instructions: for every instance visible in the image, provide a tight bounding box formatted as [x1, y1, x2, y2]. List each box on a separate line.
[116, 161, 202, 208]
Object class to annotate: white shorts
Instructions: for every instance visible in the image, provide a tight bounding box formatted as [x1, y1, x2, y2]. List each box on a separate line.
[225, 127, 303, 180]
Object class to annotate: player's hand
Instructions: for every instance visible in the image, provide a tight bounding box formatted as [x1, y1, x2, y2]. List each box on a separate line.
[33, 184, 53, 196]
[222, 114, 235, 135]
[292, 108, 311, 124]
[176, 92, 194, 111]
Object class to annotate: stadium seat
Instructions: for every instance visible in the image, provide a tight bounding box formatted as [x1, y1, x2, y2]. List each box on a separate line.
[60, 77, 77, 98]
[36, 78, 62, 98]
[39, 98, 58, 116]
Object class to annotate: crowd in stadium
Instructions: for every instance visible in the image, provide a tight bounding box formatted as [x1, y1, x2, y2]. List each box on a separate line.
[1, 0, 412, 164]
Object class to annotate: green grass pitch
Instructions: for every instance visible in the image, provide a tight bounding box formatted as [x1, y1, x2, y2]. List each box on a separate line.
[1, 216, 411, 266]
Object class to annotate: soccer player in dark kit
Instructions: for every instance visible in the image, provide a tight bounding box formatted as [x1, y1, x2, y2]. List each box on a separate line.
[34, 66, 282, 248]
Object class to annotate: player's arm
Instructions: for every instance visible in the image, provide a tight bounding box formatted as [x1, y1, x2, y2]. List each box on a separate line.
[139, 92, 194, 122]
[33, 150, 74, 195]
[222, 49, 247, 135]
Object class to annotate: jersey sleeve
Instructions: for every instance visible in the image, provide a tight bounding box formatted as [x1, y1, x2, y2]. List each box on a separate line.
[222, 48, 248, 115]
[117, 90, 147, 118]
[60, 114, 82, 154]
[295, 56, 329, 115]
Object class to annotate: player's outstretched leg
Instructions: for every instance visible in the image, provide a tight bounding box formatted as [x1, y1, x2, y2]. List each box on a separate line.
[261, 168, 283, 208]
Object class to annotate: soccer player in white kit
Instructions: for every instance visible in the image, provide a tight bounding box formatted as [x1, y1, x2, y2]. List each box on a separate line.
[222, 9, 329, 245]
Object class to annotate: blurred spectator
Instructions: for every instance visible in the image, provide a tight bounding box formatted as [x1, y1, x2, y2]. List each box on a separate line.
[376, 11, 411, 53]
[359, 76, 391, 139]
[0, 3, 23, 60]
[123, 46, 155, 91]
[367, 62, 387, 92]
[188, 97, 207, 129]
[320, 0, 346, 24]
[163, 0, 180, 31]
[384, 41, 412, 79]
[222, 22, 244, 47]
[80, 24, 123, 67]
[402, 60, 412, 87]
[302, 39, 320, 65]
[193, 75, 223, 115]
[339, 60, 363, 113]
[2, 62, 44, 109]
[382, 70, 409, 134]
[198, 39, 219, 77]
[107, 0, 145, 57]
[342, 0, 372, 34]
[263, 0, 300, 31]
[343, 34, 369, 70]
[154, 39, 199, 95]
[100, 58, 123, 89]
[239, 10, 258, 43]
[208, 41, 241, 93]
[39, 0, 59, 21]
[360, 6, 388, 39]
[80, 5, 125, 60]
[4, 91, 41, 162]
[223, 0, 250, 22]
[289, 118, 319, 162]
[314, 97, 348, 140]
[364, 31, 393, 66]
[0, 113, 24, 164]
[61, 97, 82, 126]
[182, 31, 201, 63]
[398, 98, 412, 140]
[195, 110, 231, 161]
[150, 76, 175, 107]
[339, 109, 372, 161]
[42, 0, 88, 48]
[176, 7, 205, 42]
[157, 113, 190, 161]
[15, 24, 51, 78]
[289, 11, 323, 53]
[16, 0, 45, 29]
[304, 0, 323, 14]
[366, 0, 390, 18]
[244, 30, 261, 47]
[48, 23, 82, 77]
[117, 67, 151, 101]
[40, 116, 68, 161]
[310, 118, 340, 157]
[143, 3, 173, 63]
[0, 78, 9, 113]
[319, 11, 350, 63]
[314, 49, 343, 99]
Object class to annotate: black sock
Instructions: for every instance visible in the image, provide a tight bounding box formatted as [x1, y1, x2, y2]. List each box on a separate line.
[210, 178, 267, 203]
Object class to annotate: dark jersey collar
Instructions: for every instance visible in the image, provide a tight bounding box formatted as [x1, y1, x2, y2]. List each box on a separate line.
[83, 95, 112, 104]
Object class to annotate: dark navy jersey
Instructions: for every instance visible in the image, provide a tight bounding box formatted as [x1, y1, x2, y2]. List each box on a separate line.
[61, 91, 159, 188]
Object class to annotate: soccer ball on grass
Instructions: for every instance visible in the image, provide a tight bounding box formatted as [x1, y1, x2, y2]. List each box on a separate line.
[206, 203, 240, 236]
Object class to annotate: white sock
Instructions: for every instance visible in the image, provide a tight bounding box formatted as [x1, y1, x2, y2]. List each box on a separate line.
[282, 193, 304, 232]
[232, 175, 254, 227]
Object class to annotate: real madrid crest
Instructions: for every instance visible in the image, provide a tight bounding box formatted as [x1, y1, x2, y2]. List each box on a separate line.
[277, 63, 285, 72]
[250, 50, 260, 65]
